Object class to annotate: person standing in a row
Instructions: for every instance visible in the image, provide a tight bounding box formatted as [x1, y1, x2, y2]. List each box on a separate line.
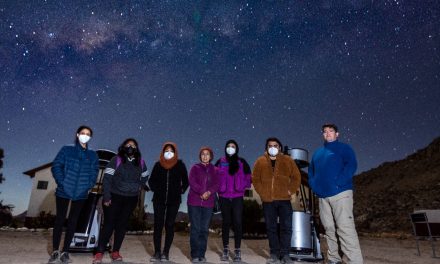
[93, 138, 149, 264]
[49, 125, 99, 264]
[149, 142, 189, 262]
[308, 124, 363, 264]
[215, 139, 252, 262]
[252, 137, 301, 264]
[188, 146, 220, 263]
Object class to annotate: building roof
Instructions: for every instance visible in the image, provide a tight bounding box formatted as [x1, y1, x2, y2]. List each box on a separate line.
[23, 162, 52, 178]
[22, 149, 117, 178]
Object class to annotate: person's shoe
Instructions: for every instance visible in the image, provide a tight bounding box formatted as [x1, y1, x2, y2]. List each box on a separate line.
[233, 249, 241, 262]
[160, 252, 169, 262]
[48, 250, 60, 264]
[92, 252, 104, 264]
[191, 258, 201, 263]
[327, 262, 342, 264]
[199, 257, 207, 263]
[150, 252, 161, 262]
[59, 252, 72, 263]
[110, 251, 123, 261]
[281, 255, 294, 264]
[266, 254, 280, 264]
[220, 247, 229, 261]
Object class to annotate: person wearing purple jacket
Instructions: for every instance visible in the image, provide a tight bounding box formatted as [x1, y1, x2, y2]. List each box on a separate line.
[187, 146, 220, 263]
[215, 139, 251, 262]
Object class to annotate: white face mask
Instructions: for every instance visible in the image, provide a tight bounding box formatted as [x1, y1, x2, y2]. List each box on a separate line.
[268, 147, 279, 157]
[164, 151, 175, 160]
[78, 134, 91, 144]
[226, 147, 236, 156]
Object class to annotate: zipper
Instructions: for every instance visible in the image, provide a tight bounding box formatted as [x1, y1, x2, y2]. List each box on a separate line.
[165, 170, 169, 204]
[271, 159, 275, 200]
[202, 166, 209, 206]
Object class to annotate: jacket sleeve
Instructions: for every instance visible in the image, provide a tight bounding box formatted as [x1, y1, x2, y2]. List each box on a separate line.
[102, 157, 117, 202]
[307, 156, 315, 189]
[140, 160, 150, 191]
[147, 162, 160, 192]
[189, 166, 204, 195]
[251, 158, 263, 196]
[337, 145, 357, 186]
[288, 158, 301, 195]
[89, 152, 99, 190]
[180, 161, 189, 194]
[51, 146, 67, 186]
[241, 158, 252, 188]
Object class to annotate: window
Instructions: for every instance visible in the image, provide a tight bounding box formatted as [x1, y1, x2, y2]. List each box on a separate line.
[245, 189, 253, 198]
[37, 181, 48, 190]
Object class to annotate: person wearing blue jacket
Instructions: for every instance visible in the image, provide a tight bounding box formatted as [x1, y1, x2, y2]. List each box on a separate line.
[48, 125, 99, 264]
[308, 124, 363, 264]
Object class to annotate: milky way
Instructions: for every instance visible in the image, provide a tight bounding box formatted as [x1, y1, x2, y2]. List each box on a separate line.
[1, 1, 439, 213]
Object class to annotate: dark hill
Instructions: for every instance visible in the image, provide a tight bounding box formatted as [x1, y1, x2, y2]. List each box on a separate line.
[353, 137, 440, 234]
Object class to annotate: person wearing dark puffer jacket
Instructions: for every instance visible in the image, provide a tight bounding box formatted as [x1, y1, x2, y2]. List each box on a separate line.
[92, 138, 149, 264]
[49, 125, 99, 264]
[148, 142, 189, 262]
[215, 139, 252, 262]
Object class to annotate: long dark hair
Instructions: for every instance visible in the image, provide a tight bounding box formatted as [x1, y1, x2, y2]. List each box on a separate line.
[225, 139, 239, 175]
[117, 138, 142, 166]
[74, 125, 93, 144]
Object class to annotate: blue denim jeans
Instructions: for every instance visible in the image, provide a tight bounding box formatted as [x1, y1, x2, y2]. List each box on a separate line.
[263, 200, 293, 257]
[188, 205, 213, 259]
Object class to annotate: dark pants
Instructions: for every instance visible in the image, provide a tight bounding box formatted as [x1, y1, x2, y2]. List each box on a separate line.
[263, 200, 293, 257]
[153, 202, 180, 254]
[220, 196, 243, 249]
[53, 196, 86, 252]
[188, 205, 213, 259]
[97, 193, 138, 253]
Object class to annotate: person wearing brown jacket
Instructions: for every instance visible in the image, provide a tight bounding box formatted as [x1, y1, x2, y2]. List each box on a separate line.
[252, 137, 301, 264]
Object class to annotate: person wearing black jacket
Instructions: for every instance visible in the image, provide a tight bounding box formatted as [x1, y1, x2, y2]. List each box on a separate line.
[148, 142, 189, 262]
[92, 138, 149, 264]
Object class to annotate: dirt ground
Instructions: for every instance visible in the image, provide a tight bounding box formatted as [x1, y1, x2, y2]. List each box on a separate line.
[0, 230, 438, 264]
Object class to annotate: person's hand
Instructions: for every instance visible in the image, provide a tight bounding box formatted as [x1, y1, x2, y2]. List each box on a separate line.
[201, 191, 211, 200]
[104, 200, 111, 206]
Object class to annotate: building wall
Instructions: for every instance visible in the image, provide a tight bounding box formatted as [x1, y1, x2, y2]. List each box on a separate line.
[27, 167, 57, 217]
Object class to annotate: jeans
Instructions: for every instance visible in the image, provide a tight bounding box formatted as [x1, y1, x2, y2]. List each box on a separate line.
[153, 202, 180, 254]
[263, 200, 293, 257]
[53, 196, 86, 252]
[97, 193, 138, 253]
[219, 196, 243, 249]
[188, 205, 213, 259]
[319, 190, 363, 264]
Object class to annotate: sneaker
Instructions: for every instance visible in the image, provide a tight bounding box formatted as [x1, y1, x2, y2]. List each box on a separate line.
[191, 258, 201, 263]
[111, 251, 123, 261]
[160, 252, 169, 261]
[199, 257, 207, 263]
[59, 252, 72, 263]
[220, 248, 229, 261]
[327, 262, 342, 264]
[266, 254, 280, 264]
[48, 250, 60, 264]
[150, 252, 161, 262]
[92, 252, 104, 264]
[281, 255, 294, 264]
[233, 249, 241, 262]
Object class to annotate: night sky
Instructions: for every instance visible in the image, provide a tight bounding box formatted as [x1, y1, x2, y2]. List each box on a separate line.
[1, 1, 439, 215]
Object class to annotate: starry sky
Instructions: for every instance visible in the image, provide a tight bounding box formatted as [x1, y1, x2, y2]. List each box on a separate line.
[1, 1, 439, 215]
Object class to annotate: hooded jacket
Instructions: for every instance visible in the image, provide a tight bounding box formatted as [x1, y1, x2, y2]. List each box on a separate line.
[252, 152, 301, 203]
[148, 142, 189, 205]
[216, 156, 251, 198]
[51, 143, 99, 201]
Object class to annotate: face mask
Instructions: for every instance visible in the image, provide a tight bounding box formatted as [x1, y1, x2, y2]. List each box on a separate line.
[164, 151, 174, 160]
[125, 146, 136, 156]
[226, 147, 236, 156]
[78, 134, 91, 144]
[268, 147, 279, 157]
